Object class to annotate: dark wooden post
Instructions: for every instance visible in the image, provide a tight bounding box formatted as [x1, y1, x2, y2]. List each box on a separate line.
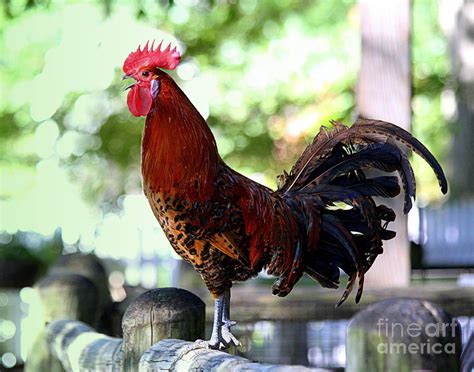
[346, 298, 462, 371]
[25, 273, 100, 372]
[122, 287, 205, 370]
[48, 253, 111, 322]
[357, 0, 412, 287]
[36, 273, 99, 325]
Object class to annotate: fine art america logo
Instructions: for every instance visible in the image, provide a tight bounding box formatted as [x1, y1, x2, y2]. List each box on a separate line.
[376, 318, 458, 355]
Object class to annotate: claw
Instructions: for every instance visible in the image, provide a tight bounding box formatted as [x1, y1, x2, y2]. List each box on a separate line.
[208, 320, 240, 350]
[221, 323, 240, 347]
[208, 322, 240, 349]
[193, 339, 209, 348]
[224, 320, 237, 327]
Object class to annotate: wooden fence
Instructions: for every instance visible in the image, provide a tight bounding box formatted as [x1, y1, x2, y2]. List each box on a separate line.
[24, 253, 468, 371]
[24, 254, 316, 371]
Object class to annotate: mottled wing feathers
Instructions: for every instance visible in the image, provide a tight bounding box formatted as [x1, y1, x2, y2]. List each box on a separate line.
[208, 232, 249, 265]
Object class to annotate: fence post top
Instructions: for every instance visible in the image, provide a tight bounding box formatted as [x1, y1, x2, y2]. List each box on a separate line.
[349, 297, 456, 326]
[123, 287, 205, 320]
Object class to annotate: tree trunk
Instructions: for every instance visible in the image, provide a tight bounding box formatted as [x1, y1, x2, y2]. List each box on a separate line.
[357, 0, 412, 287]
[444, 0, 474, 199]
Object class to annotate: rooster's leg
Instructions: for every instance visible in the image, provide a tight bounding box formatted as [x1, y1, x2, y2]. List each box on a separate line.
[208, 289, 240, 349]
[222, 289, 237, 329]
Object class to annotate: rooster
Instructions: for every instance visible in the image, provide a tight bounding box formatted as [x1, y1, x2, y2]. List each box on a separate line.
[122, 41, 447, 349]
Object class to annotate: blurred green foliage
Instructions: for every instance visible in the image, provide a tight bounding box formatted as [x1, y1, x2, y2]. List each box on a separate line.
[0, 230, 62, 274]
[0, 0, 450, 246]
[412, 0, 451, 200]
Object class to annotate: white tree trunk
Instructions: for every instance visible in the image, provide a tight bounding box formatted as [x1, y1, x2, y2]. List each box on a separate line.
[357, 0, 412, 287]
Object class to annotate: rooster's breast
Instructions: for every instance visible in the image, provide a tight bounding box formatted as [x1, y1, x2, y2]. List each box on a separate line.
[145, 189, 256, 296]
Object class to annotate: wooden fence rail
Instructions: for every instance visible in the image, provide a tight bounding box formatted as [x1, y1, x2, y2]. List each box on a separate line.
[44, 320, 309, 371]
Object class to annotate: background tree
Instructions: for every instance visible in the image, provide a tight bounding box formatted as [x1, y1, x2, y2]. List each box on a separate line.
[443, 0, 474, 199]
[357, 0, 411, 287]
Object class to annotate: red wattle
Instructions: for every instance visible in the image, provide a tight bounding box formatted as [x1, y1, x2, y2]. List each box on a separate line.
[127, 85, 153, 117]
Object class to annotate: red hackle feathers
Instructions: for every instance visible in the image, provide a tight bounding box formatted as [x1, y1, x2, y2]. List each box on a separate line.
[123, 40, 181, 75]
[141, 72, 219, 200]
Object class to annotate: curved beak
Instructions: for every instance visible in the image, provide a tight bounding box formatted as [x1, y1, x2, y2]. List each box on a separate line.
[122, 75, 136, 91]
[124, 83, 136, 91]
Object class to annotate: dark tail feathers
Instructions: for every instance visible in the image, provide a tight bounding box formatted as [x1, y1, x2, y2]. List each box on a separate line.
[271, 119, 447, 305]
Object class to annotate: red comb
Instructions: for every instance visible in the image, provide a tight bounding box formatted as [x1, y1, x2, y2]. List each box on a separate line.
[123, 40, 181, 75]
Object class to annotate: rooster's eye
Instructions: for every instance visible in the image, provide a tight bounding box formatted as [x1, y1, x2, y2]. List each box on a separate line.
[142, 71, 150, 77]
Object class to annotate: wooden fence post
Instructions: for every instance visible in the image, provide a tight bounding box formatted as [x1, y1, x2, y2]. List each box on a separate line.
[48, 253, 111, 327]
[36, 273, 100, 325]
[346, 298, 462, 371]
[25, 273, 100, 372]
[122, 287, 205, 370]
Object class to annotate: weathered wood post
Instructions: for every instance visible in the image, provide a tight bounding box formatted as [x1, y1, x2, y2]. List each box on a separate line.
[122, 287, 205, 370]
[25, 273, 100, 372]
[346, 298, 462, 372]
[48, 253, 111, 326]
[36, 273, 100, 325]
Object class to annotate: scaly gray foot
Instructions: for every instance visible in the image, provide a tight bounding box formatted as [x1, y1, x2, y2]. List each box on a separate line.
[208, 320, 240, 350]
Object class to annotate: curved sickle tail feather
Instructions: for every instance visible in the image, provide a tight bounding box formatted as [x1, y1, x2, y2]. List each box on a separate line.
[267, 119, 447, 306]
